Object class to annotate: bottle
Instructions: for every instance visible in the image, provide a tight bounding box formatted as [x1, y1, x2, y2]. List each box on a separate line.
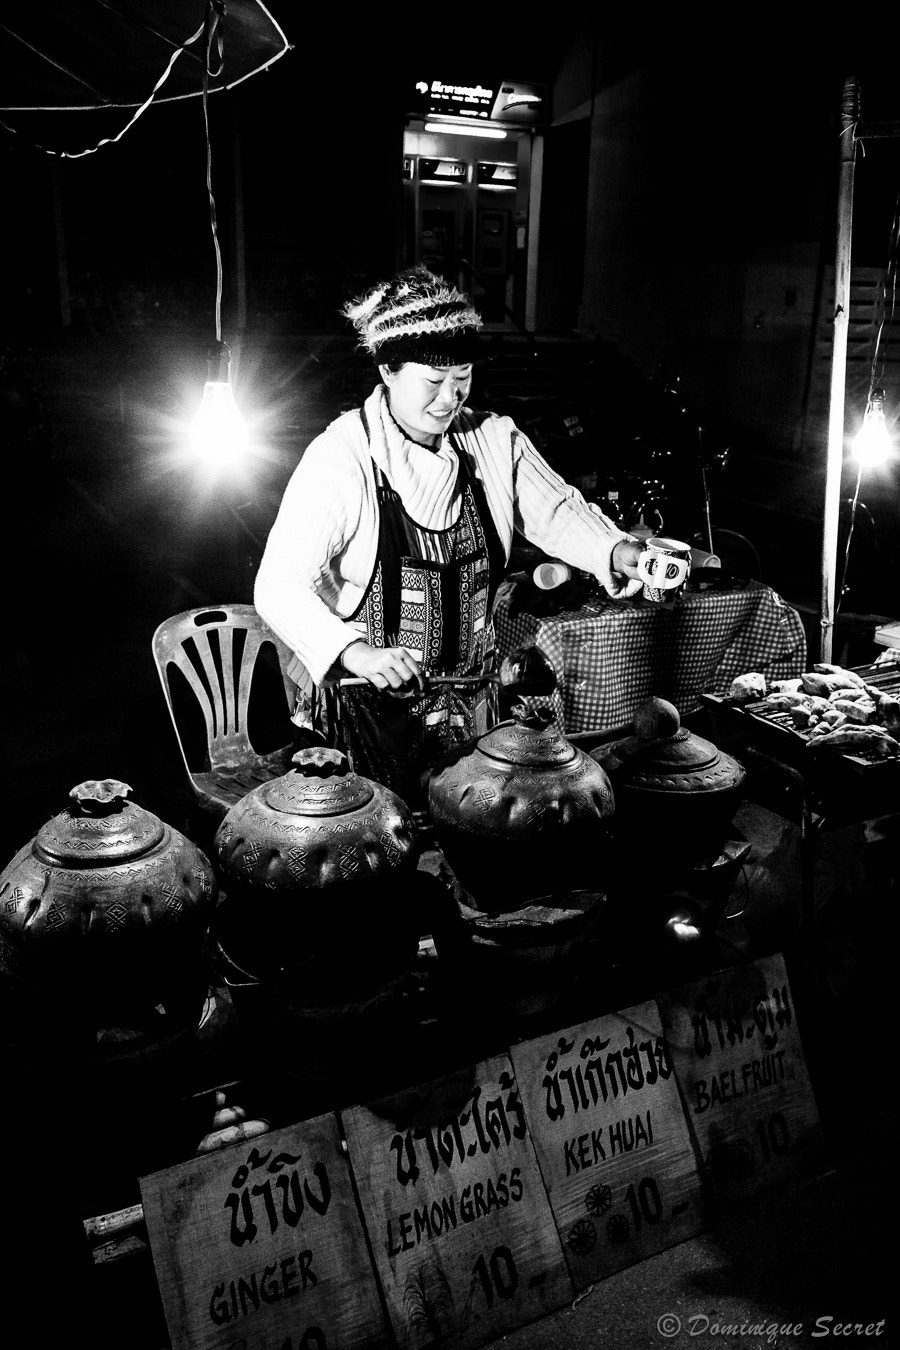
[629, 515, 656, 545]
[597, 477, 623, 525]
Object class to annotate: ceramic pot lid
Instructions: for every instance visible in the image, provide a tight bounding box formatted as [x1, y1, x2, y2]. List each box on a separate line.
[476, 705, 577, 768]
[476, 643, 576, 767]
[614, 698, 744, 791]
[33, 780, 166, 868]
[262, 747, 375, 817]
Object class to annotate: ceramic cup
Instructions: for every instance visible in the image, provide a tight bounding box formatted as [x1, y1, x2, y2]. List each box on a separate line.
[690, 546, 721, 570]
[637, 536, 692, 603]
[533, 561, 574, 590]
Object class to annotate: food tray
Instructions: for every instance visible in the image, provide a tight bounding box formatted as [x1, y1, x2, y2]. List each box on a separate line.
[705, 662, 900, 775]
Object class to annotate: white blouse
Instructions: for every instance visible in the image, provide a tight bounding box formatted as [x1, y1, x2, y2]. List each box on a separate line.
[254, 383, 640, 687]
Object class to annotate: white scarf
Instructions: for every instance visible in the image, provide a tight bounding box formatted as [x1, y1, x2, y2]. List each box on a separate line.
[363, 384, 464, 531]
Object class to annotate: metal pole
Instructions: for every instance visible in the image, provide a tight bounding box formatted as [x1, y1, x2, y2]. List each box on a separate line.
[232, 99, 247, 332]
[820, 76, 859, 662]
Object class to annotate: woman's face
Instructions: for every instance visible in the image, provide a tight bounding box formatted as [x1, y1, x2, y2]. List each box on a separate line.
[380, 362, 473, 446]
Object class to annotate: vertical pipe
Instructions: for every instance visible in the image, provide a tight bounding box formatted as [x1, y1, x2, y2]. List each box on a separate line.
[820, 76, 859, 662]
[524, 130, 543, 334]
[232, 99, 247, 332]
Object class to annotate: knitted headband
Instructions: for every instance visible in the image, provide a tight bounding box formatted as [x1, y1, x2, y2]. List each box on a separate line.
[343, 267, 484, 366]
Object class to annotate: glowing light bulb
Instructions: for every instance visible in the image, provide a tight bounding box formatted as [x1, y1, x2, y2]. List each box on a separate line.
[852, 390, 892, 467]
[189, 341, 249, 466]
[190, 379, 250, 465]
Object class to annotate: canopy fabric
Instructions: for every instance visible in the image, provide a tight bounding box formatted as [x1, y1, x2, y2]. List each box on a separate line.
[0, 1, 289, 110]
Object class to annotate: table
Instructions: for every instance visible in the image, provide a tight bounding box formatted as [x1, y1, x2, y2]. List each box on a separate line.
[493, 575, 807, 732]
[703, 666, 900, 974]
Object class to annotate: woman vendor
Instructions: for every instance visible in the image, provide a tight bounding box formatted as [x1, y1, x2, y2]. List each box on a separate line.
[254, 267, 647, 806]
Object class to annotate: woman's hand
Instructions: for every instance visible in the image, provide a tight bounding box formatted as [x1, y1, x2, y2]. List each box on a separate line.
[611, 538, 648, 581]
[341, 640, 425, 691]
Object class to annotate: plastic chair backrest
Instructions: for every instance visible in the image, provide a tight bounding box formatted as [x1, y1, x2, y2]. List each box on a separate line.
[152, 604, 295, 779]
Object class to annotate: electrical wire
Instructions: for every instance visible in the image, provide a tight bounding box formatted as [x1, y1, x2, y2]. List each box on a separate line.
[868, 189, 900, 400]
[201, 1, 226, 342]
[836, 461, 864, 617]
[0, 4, 290, 158]
[0, 17, 207, 158]
[3, 1, 229, 344]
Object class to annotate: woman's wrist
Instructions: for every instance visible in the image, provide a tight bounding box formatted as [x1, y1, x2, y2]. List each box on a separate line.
[340, 639, 369, 674]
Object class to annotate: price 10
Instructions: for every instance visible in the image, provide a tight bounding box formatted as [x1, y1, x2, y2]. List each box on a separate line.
[470, 1246, 519, 1309]
[756, 1111, 790, 1162]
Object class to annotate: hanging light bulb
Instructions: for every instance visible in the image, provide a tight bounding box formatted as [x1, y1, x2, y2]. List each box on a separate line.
[189, 341, 249, 465]
[851, 388, 892, 467]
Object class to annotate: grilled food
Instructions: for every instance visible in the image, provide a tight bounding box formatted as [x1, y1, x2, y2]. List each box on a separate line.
[726, 671, 767, 701]
[731, 659, 900, 759]
[806, 724, 899, 759]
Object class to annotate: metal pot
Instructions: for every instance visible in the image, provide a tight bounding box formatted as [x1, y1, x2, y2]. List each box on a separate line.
[427, 651, 616, 909]
[590, 696, 747, 864]
[211, 746, 421, 984]
[0, 779, 217, 1037]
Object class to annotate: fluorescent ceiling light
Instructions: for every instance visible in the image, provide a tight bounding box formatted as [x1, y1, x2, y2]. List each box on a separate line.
[424, 121, 507, 140]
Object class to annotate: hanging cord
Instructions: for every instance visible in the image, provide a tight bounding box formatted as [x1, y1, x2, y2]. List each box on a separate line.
[201, 1, 227, 343]
[868, 189, 900, 401]
[836, 460, 864, 615]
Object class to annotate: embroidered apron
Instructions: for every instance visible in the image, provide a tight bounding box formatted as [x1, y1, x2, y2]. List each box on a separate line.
[338, 430, 505, 807]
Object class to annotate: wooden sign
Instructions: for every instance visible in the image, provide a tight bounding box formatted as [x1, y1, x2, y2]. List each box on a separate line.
[341, 1054, 573, 1350]
[657, 953, 828, 1203]
[510, 1000, 705, 1288]
[140, 1113, 390, 1350]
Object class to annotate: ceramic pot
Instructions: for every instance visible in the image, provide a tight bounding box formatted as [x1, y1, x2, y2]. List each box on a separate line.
[0, 779, 217, 1039]
[211, 746, 421, 982]
[590, 697, 747, 865]
[427, 701, 616, 909]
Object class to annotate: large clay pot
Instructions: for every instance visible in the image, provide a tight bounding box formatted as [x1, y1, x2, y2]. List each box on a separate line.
[590, 697, 747, 866]
[0, 779, 217, 1050]
[210, 747, 427, 1106]
[211, 746, 422, 985]
[427, 701, 616, 910]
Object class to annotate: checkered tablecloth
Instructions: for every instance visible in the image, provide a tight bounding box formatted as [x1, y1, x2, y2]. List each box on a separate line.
[493, 579, 807, 732]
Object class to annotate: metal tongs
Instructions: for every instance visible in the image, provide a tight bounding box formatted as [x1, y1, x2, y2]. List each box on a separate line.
[338, 672, 497, 700]
[337, 645, 558, 701]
